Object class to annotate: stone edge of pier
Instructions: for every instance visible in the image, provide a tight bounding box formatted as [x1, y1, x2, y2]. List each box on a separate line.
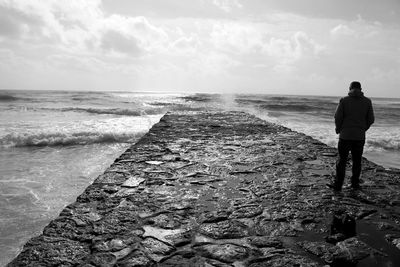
[8, 111, 400, 267]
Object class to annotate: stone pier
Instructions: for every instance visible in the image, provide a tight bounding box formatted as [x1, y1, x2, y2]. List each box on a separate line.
[8, 111, 400, 266]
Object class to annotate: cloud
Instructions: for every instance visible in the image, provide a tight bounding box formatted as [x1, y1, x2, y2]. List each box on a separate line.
[212, 0, 242, 13]
[1, 0, 399, 96]
[47, 54, 109, 73]
[102, 15, 168, 53]
[0, 6, 36, 38]
[0, 0, 170, 56]
[330, 24, 355, 36]
[101, 30, 142, 56]
[262, 31, 325, 71]
[169, 34, 200, 53]
[210, 21, 263, 54]
[0, 0, 103, 50]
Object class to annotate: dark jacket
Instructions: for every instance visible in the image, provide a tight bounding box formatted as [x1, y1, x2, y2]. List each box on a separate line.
[334, 89, 375, 140]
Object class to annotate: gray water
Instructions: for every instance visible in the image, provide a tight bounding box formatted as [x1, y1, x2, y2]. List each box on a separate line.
[1, 90, 399, 265]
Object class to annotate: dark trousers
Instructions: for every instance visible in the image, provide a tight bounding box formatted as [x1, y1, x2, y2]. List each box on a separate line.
[335, 139, 365, 190]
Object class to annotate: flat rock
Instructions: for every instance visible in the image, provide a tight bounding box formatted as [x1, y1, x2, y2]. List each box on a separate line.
[7, 236, 90, 266]
[230, 205, 263, 219]
[195, 243, 249, 263]
[159, 253, 232, 267]
[116, 250, 154, 267]
[248, 236, 283, 248]
[330, 237, 371, 264]
[198, 220, 250, 239]
[122, 176, 145, 188]
[247, 253, 321, 267]
[143, 226, 192, 246]
[141, 237, 175, 262]
[299, 237, 372, 265]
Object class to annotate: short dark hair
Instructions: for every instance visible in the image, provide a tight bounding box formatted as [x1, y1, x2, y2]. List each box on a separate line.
[349, 81, 361, 90]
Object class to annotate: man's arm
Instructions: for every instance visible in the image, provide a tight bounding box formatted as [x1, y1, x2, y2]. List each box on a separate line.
[366, 100, 375, 130]
[334, 99, 344, 134]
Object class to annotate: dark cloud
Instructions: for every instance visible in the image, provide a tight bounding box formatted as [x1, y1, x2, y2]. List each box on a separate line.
[0, 6, 44, 39]
[0, 7, 26, 37]
[101, 30, 142, 56]
[0, 8, 21, 37]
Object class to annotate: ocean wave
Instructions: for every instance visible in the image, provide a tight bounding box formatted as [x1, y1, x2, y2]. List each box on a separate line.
[236, 98, 337, 113]
[59, 107, 165, 116]
[0, 131, 144, 147]
[180, 94, 220, 103]
[259, 103, 336, 113]
[367, 138, 400, 151]
[0, 94, 20, 101]
[236, 99, 268, 105]
[147, 102, 177, 106]
[71, 97, 98, 101]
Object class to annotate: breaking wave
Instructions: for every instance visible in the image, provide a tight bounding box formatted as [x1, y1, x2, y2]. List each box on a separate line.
[367, 138, 400, 151]
[0, 131, 145, 147]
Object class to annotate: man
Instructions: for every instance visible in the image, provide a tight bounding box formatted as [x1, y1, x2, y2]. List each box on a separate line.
[332, 81, 374, 191]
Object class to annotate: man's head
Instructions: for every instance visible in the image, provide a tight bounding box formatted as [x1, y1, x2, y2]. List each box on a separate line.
[349, 81, 362, 90]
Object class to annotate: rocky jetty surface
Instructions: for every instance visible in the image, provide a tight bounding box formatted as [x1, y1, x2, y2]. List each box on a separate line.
[8, 111, 400, 266]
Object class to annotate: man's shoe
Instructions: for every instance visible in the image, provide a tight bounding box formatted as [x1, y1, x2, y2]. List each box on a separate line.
[326, 183, 341, 192]
[351, 184, 361, 190]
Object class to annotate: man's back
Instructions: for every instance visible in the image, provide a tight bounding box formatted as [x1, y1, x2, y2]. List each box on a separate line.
[335, 89, 374, 140]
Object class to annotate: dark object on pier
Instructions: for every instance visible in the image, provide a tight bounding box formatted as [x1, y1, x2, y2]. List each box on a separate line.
[326, 210, 356, 244]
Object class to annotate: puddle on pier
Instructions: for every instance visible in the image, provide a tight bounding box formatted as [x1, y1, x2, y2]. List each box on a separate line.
[283, 215, 400, 267]
[356, 220, 400, 267]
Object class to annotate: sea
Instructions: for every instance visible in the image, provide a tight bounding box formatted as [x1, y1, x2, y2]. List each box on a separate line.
[0, 90, 399, 265]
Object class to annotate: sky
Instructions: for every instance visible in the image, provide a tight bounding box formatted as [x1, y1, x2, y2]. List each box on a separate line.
[0, 0, 399, 97]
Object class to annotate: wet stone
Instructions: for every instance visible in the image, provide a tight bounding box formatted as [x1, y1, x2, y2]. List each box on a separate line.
[141, 237, 175, 262]
[298, 240, 334, 261]
[329, 237, 372, 265]
[247, 253, 321, 267]
[92, 211, 140, 236]
[7, 236, 90, 267]
[198, 220, 250, 239]
[230, 205, 263, 219]
[113, 247, 134, 261]
[116, 250, 154, 267]
[92, 237, 139, 253]
[143, 226, 192, 246]
[195, 243, 249, 263]
[373, 221, 400, 231]
[77, 185, 112, 202]
[193, 234, 215, 245]
[300, 238, 372, 265]
[90, 252, 117, 267]
[248, 236, 283, 248]
[94, 172, 127, 185]
[199, 210, 231, 223]
[102, 185, 120, 194]
[121, 176, 145, 188]
[159, 254, 232, 267]
[254, 219, 297, 237]
[393, 238, 400, 250]
[146, 213, 183, 229]
[43, 217, 95, 242]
